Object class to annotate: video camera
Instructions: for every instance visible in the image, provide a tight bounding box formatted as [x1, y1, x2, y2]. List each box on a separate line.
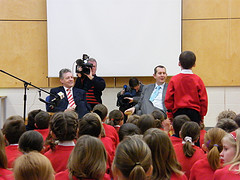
[76, 54, 93, 75]
[117, 85, 136, 110]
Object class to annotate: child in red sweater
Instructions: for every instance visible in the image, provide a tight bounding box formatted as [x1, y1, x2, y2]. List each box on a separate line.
[214, 130, 240, 179]
[108, 109, 124, 133]
[34, 111, 50, 141]
[190, 128, 226, 180]
[165, 51, 208, 124]
[173, 121, 205, 178]
[44, 111, 78, 173]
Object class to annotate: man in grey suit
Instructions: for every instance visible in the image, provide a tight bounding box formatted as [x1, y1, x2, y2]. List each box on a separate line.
[125, 65, 168, 116]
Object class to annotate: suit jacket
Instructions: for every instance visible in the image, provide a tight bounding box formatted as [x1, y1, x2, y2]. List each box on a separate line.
[134, 83, 168, 116]
[47, 86, 90, 118]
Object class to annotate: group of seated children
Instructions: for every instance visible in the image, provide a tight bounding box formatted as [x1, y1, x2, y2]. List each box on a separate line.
[1, 107, 240, 180]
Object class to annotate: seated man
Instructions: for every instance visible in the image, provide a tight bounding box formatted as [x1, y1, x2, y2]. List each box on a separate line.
[117, 77, 144, 121]
[47, 68, 90, 118]
[125, 65, 168, 117]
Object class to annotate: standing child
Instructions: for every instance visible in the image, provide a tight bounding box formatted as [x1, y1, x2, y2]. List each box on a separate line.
[213, 129, 240, 179]
[173, 121, 205, 178]
[165, 51, 208, 124]
[108, 109, 124, 133]
[190, 128, 226, 180]
[44, 111, 78, 173]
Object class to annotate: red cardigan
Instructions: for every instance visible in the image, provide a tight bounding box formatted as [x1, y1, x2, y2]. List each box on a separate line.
[171, 172, 187, 180]
[0, 168, 14, 180]
[165, 73, 208, 119]
[102, 123, 119, 149]
[34, 128, 50, 141]
[170, 135, 182, 146]
[5, 145, 22, 168]
[214, 164, 240, 180]
[173, 143, 205, 178]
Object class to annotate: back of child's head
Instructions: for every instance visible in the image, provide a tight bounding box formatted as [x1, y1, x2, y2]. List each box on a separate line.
[78, 112, 102, 138]
[13, 152, 54, 180]
[118, 123, 141, 141]
[126, 114, 140, 126]
[181, 121, 200, 157]
[234, 114, 240, 127]
[113, 136, 152, 180]
[2, 115, 24, 133]
[68, 135, 107, 179]
[138, 114, 155, 134]
[143, 128, 182, 180]
[92, 103, 108, 121]
[151, 110, 165, 128]
[108, 109, 124, 126]
[3, 119, 26, 144]
[217, 110, 237, 121]
[27, 109, 42, 130]
[204, 128, 226, 170]
[34, 111, 50, 129]
[0, 131, 7, 169]
[216, 118, 238, 133]
[173, 115, 191, 137]
[179, 51, 196, 69]
[50, 111, 78, 141]
[18, 131, 43, 153]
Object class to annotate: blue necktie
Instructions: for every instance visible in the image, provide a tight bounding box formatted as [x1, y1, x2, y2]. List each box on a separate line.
[149, 86, 161, 102]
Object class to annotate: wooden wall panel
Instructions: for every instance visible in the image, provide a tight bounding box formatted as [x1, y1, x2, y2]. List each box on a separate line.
[182, 19, 240, 86]
[0, 21, 48, 87]
[0, 0, 46, 20]
[183, 0, 240, 19]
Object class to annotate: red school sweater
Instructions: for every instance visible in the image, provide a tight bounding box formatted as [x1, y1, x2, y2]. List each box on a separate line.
[5, 145, 22, 168]
[213, 164, 240, 180]
[102, 123, 119, 149]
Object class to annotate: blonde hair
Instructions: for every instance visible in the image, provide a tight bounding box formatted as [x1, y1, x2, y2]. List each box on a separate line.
[14, 152, 54, 180]
[143, 128, 183, 180]
[113, 136, 152, 180]
[0, 131, 7, 169]
[68, 135, 107, 179]
[181, 121, 200, 157]
[204, 128, 226, 170]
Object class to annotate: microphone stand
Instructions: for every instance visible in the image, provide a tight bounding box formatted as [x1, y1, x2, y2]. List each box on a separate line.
[0, 70, 57, 122]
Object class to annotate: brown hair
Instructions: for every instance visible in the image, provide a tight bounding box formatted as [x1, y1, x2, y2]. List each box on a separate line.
[92, 104, 108, 121]
[0, 131, 7, 169]
[143, 128, 183, 180]
[151, 110, 165, 128]
[68, 135, 107, 179]
[14, 152, 54, 180]
[138, 114, 155, 134]
[108, 109, 124, 126]
[204, 128, 226, 170]
[126, 115, 140, 126]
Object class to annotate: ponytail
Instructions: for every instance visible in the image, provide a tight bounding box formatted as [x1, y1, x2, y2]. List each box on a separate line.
[129, 163, 146, 180]
[182, 136, 196, 157]
[207, 145, 221, 170]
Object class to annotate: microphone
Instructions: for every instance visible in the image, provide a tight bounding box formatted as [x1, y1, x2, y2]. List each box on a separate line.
[123, 85, 127, 91]
[50, 92, 65, 103]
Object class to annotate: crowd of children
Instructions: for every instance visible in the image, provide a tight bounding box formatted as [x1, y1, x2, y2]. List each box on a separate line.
[1, 51, 240, 180]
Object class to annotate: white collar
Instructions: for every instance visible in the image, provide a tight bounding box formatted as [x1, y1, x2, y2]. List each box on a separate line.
[58, 141, 75, 146]
[155, 82, 165, 89]
[63, 86, 73, 92]
[181, 69, 193, 74]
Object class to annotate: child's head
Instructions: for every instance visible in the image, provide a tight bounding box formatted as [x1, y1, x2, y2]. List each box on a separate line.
[68, 135, 107, 179]
[143, 128, 182, 180]
[14, 152, 54, 180]
[234, 114, 240, 127]
[2, 115, 24, 133]
[138, 114, 155, 134]
[108, 109, 124, 126]
[27, 109, 42, 129]
[113, 136, 152, 180]
[216, 118, 238, 133]
[179, 51, 196, 69]
[151, 110, 165, 129]
[18, 131, 44, 153]
[180, 121, 200, 157]
[0, 131, 7, 169]
[92, 104, 108, 122]
[172, 115, 191, 137]
[118, 123, 141, 141]
[3, 118, 26, 144]
[220, 129, 240, 164]
[204, 128, 226, 170]
[217, 110, 237, 121]
[34, 111, 50, 129]
[126, 115, 140, 126]
[78, 112, 102, 138]
[50, 111, 78, 141]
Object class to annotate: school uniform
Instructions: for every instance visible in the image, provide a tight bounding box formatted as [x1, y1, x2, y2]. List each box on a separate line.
[5, 145, 22, 168]
[34, 128, 50, 141]
[0, 168, 14, 180]
[190, 154, 221, 180]
[55, 169, 111, 180]
[173, 143, 205, 178]
[213, 164, 240, 180]
[171, 172, 188, 180]
[199, 129, 206, 148]
[170, 135, 182, 146]
[102, 123, 119, 149]
[44, 141, 75, 173]
[114, 125, 121, 133]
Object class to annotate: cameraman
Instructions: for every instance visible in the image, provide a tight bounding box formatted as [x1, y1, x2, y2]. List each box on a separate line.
[74, 58, 106, 109]
[117, 77, 144, 121]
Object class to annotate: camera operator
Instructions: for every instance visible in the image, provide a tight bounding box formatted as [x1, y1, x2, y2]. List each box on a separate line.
[74, 57, 106, 110]
[117, 77, 144, 122]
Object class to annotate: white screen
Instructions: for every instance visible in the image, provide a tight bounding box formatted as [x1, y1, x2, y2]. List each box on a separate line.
[47, 0, 181, 77]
